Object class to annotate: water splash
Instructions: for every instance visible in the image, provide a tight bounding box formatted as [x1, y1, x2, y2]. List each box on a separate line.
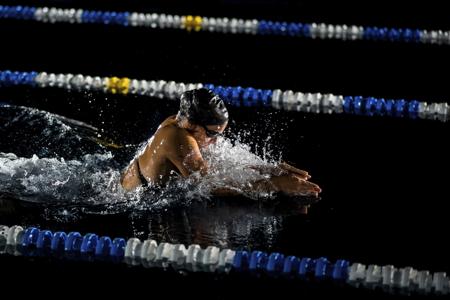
[193, 137, 279, 200]
[0, 152, 122, 203]
[0, 103, 108, 159]
[0, 104, 285, 219]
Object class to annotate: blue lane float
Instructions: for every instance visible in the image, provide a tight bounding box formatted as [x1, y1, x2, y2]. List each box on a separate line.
[333, 259, 350, 281]
[36, 230, 53, 249]
[95, 236, 113, 257]
[64, 232, 83, 252]
[249, 251, 268, 271]
[283, 256, 300, 275]
[80, 233, 98, 255]
[0, 70, 37, 87]
[266, 253, 285, 273]
[233, 250, 250, 271]
[51, 232, 67, 252]
[110, 238, 126, 258]
[21, 227, 40, 247]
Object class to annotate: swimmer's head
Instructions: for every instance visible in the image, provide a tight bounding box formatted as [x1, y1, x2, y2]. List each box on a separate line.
[178, 88, 229, 127]
[177, 88, 228, 146]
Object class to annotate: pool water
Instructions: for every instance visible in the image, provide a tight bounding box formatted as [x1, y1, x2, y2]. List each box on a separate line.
[1, 1, 450, 297]
[1, 87, 448, 272]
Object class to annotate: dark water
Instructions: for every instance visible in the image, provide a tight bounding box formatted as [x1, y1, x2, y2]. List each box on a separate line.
[1, 0, 450, 297]
[0, 101, 311, 250]
[1, 91, 449, 273]
[1, 93, 448, 299]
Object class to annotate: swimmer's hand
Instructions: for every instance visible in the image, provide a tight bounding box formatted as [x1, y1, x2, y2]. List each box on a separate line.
[278, 162, 311, 180]
[270, 174, 321, 198]
[247, 162, 311, 180]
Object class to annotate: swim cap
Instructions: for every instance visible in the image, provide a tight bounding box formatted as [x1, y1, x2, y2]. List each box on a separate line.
[179, 88, 229, 125]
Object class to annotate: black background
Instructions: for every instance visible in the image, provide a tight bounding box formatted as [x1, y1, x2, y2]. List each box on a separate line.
[1, 0, 449, 298]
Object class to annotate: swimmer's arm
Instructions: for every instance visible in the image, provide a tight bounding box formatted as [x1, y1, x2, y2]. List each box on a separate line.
[213, 176, 320, 198]
[165, 133, 269, 196]
[120, 160, 142, 191]
[209, 178, 281, 197]
[165, 131, 320, 197]
[166, 132, 208, 177]
[247, 162, 311, 180]
[210, 179, 280, 197]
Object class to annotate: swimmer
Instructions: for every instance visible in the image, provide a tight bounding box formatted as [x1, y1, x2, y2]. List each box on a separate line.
[120, 88, 321, 198]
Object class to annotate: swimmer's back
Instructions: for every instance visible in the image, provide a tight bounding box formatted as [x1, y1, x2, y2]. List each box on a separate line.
[138, 116, 180, 183]
[121, 116, 179, 188]
[121, 115, 204, 189]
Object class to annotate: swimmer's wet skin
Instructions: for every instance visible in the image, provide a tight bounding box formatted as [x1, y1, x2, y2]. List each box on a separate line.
[120, 88, 321, 199]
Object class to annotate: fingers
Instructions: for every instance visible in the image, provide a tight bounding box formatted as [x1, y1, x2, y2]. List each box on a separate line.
[292, 173, 310, 180]
[298, 179, 322, 194]
[280, 162, 311, 179]
[249, 163, 314, 182]
[310, 183, 322, 193]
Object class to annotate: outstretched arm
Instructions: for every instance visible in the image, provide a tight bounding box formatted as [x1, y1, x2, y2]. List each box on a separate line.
[166, 130, 321, 197]
[211, 174, 321, 198]
[247, 161, 311, 180]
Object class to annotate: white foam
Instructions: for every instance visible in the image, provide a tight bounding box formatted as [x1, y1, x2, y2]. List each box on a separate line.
[1, 105, 284, 218]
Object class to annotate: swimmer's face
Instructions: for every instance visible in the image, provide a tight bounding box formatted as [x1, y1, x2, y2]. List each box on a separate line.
[193, 123, 227, 147]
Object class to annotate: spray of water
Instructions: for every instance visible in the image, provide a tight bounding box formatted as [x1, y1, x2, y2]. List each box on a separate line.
[0, 105, 285, 220]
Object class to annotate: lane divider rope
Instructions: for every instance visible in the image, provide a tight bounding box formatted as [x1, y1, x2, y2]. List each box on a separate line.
[1, 224, 449, 295]
[1, 70, 448, 122]
[1, 5, 450, 46]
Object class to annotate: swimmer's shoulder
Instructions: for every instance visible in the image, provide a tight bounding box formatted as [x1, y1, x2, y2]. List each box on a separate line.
[158, 115, 177, 128]
[156, 117, 192, 143]
[153, 116, 178, 137]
